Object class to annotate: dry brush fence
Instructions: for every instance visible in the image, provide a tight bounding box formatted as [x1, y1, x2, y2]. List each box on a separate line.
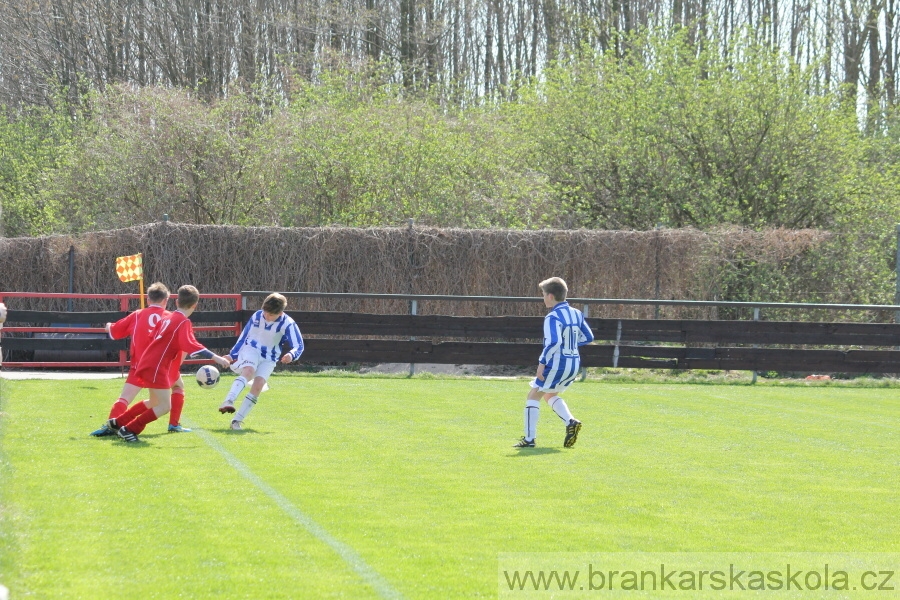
[0, 223, 828, 318]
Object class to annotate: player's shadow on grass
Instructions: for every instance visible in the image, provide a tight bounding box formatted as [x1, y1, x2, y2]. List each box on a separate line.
[208, 427, 272, 435]
[81, 438, 153, 447]
[508, 447, 561, 456]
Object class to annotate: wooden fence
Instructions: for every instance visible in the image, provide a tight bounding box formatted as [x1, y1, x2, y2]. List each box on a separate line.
[4, 298, 900, 373]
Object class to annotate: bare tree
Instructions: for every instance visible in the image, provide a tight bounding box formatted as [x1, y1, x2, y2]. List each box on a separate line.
[2, 0, 900, 112]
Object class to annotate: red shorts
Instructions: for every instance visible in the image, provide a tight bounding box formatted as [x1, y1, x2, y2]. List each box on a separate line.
[125, 371, 156, 390]
[125, 360, 181, 390]
[127, 359, 183, 390]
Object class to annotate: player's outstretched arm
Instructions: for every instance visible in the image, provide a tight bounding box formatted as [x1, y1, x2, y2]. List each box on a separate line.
[188, 348, 232, 369]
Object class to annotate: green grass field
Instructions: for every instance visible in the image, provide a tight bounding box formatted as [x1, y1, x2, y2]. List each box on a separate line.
[0, 374, 897, 598]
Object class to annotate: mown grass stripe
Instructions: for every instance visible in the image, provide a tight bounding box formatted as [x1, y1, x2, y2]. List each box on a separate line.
[187, 422, 405, 600]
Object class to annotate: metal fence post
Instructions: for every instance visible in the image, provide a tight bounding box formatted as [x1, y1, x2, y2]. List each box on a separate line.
[612, 320, 622, 368]
[68, 246, 75, 312]
[751, 307, 760, 384]
[409, 299, 417, 377]
[580, 304, 589, 381]
[408, 218, 417, 377]
[895, 224, 900, 324]
[654, 225, 662, 320]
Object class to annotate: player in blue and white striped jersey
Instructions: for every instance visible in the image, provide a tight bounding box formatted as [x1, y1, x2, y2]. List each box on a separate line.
[514, 277, 594, 449]
[218, 293, 304, 430]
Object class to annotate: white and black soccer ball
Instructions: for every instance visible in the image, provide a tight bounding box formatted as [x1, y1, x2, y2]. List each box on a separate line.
[196, 365, 220, 388]
[0, 302, 7, 324]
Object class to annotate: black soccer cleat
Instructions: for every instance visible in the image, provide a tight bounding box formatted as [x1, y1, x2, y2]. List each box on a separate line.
[107, 418, 121, 432]
[563, 419, 582, 448]
[117, 426, 139, 443]
[513, 436, 536, 448]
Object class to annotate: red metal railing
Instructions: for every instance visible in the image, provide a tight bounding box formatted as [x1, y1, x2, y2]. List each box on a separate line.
[0, 292, 242, 369]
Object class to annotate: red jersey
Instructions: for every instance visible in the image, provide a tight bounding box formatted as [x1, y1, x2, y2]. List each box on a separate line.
[131, 310, 206, 389]
[108, 305, 170, 366]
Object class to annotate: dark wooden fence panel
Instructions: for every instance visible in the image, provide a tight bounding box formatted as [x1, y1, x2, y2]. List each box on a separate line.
[289, 312, 542, 339]
[5, 309, 900, 373]
[196, 336, 239, 351]
[291, 312, 900, 346]
[297, 339, 900, 373]
[607, 319, 900, 346]
[301, 339, 540, 364]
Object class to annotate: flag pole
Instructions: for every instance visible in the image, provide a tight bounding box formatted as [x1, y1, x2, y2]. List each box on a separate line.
[139, 277, 145, 309]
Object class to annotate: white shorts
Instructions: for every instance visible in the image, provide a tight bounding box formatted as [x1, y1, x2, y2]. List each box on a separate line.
[530, 380, 570, 394]
[230, 347, 277, 381]
[530, 362, 579, 394]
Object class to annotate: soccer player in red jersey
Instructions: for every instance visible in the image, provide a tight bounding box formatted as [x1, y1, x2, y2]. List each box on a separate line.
[88, 282, 194, 436]
[107, 285, 230, 443]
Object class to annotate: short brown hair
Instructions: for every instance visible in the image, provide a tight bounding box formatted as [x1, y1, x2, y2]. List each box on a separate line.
[539, 277, 568, 302]
[262, 293, 287, 315]
[176, 285, 200, 309]
[147, 282, 170, 303]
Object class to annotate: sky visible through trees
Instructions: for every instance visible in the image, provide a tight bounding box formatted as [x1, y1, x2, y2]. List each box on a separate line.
[1, 0, 897, 116]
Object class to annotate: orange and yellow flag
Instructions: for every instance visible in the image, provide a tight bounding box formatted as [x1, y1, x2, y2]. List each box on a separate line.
[115, 253, 143, 283]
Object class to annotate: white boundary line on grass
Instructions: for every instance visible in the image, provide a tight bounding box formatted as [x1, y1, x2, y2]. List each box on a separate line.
[188, 424, 405, 600]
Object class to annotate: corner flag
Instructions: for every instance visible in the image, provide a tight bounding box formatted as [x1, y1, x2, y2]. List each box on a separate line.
[115, 253, 145, 308]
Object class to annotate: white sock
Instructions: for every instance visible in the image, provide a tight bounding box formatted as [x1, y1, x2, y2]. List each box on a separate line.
[548, 396, 574, 423]
[235, 393, 258, 422]
[524, 399, 540, 441]
[224, 376, 247, 404]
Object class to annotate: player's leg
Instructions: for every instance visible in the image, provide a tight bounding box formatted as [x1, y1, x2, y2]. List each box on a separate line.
[109, 383, 142, 418]
[91, 382, 142, 436]
[220, 364, 253, 414]
[118, 388, 171, 442]
[231, 361, 275, 430]
[229, 377, 261, 430]
[536, 360, 582, 447]
[544, 391, 574, 422]
[168, 376, 190, 432]
[107, 398, 152, 433]
[543, 388, 581, 448]
[513, 384, 543, 447]
[232, 376, 265, 424]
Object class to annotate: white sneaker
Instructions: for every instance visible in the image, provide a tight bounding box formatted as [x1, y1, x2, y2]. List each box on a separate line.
[218, 399, 235, 414]
[230, 420, 243, 430]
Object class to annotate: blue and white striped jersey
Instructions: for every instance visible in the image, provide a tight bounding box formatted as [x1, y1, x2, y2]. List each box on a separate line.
[538, 301, 594, 379]
[229, 310, 305, 362]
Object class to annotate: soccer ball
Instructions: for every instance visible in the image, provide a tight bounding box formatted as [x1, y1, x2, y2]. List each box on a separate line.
[196, 365, 220, 388]
[0, 302, 6, 324]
